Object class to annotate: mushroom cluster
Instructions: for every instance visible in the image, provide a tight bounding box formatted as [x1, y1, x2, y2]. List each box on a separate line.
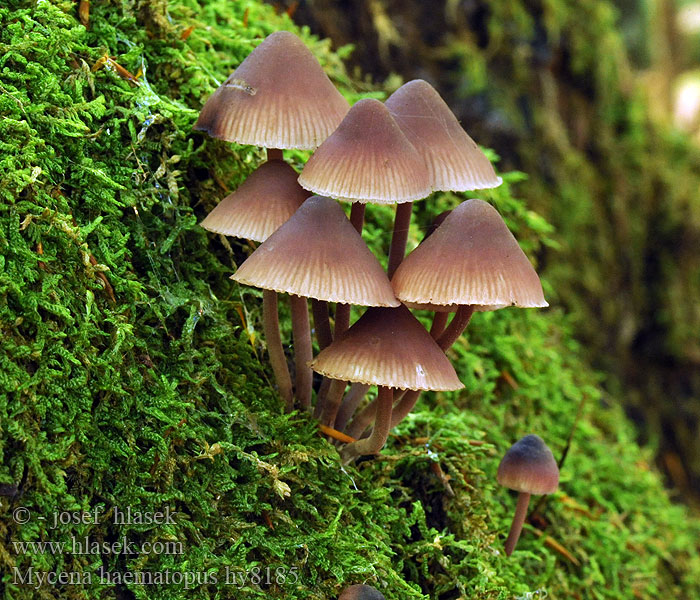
[196, 31, 555, 556]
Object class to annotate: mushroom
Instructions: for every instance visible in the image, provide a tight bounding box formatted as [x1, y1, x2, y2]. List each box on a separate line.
[231, 196, 399, 412]
[392, 198, 548, 351]
[298, 97, 431, 206]
[338, 584, 386, 600]
[0, 483, 18, 497]
[200, 160, 310, 242]
[298, 98, 431, 336]
[384, 79, 502, 278]
[385, 80, 502, 191]
[194, 30, 349, 151]
[334, 209, 450, 433]
[311, 305, 463, 461]
[497, 434, 559, 556]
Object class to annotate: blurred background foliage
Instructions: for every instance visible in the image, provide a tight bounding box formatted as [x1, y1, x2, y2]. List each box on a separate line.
[269, 0, 700, 501]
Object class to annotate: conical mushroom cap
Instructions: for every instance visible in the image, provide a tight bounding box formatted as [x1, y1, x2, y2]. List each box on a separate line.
[497, 434, 559, 495]
[391, 199, 548, 310]
[195, 31, 349, 149]
[339, 584, 386, 600]
[298, 98, 432, 204]
[385, 80, 502, 191]
[310, 305, 463, 391]
[200, 160, 310, 242]
[231, 196, 399, 306]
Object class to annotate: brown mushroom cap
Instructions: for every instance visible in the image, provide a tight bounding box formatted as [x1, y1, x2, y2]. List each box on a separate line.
[298, 98, 432, 204]
[310, 305, 464, 391]
[385, 80, 502, 191]
[391, 199, 548, 310]
[200, 160, 310, 242]
[338, 584, 386, 600]
[194, 31, 349, 149]
[231, 195, 399, 306]
[497, 434, 559, 495]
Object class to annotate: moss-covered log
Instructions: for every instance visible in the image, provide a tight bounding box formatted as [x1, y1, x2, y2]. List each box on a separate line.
[1, 1, 699, 599]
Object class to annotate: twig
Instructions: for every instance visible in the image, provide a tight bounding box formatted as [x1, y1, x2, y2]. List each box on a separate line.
[319, 424, 356, 444]
[529, 527, 581, 566]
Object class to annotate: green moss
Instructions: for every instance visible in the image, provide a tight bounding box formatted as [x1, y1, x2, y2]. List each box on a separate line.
[1, 1, 699, 599]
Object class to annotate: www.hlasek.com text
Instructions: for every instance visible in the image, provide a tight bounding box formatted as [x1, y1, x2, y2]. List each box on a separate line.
[13, 566, 300, 590]
[13, 536, 183, 556]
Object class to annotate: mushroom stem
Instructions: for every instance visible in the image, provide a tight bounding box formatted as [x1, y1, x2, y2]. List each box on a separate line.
[389, 389, 419, 428]
[387, 202, 413, 278]
[505, 492, 531, 556]
[341, 386, 394, 462]
[345, 387, 405, 439]
[429, 311, 449, 338]
[311, 299, 333, 350]
[345, 397, 375, 439]
[320, 296, 350, 419]
[263, 289, 293, 411]
[350, 202, 366, 233]
[320, 378, 347, 427]
[313, 378, 332, 418]
[310, 298, 333, 419]
[436, 304, 475, 351]
[335, 382, 371, 432]
[334, 302, 351, 337]
[266, 148, 284, 161]
[290, 294, 313, 411]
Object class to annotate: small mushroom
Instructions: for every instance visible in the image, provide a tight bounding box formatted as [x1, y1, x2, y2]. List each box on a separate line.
[311, 305, 463, 460]
[299, 97, 431, 206]
[200, 160, 310, 242]
[378, 199, 548, 430]
[334, 208, 451, 433]
[195, 30, 349, 150]
[199, 160, 310, 410]
[385, 79, 502, 192]
[497, 434, 559, 556]
[392, 198, 548, 351]
[338, 584, 386, 600]
[0, 483, 18, 497]
[199, 159, 309, 410]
